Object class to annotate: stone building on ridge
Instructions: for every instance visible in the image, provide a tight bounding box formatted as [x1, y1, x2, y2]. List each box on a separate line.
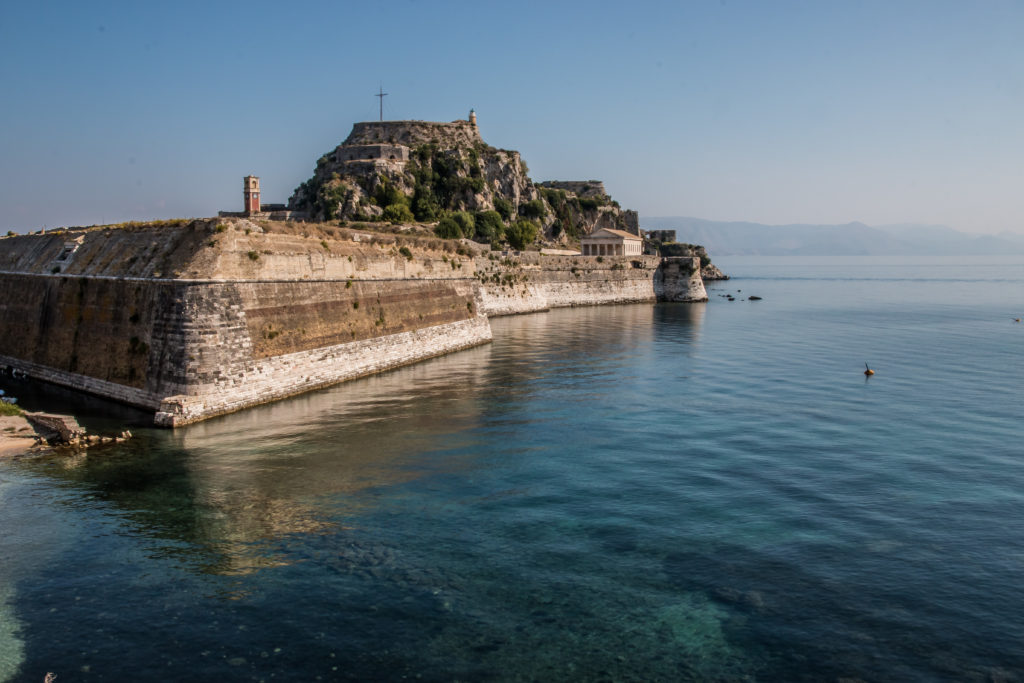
[580, 228, 644, 256]
[220, 176, 307, 221]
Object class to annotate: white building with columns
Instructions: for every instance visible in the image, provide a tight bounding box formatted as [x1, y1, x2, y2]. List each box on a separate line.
[580, 228, 644, 256]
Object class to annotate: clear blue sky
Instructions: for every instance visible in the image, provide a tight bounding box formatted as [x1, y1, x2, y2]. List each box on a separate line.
[2, 0, 1021, 234]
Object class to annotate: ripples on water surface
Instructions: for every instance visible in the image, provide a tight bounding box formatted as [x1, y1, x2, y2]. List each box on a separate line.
[2, 255, 1024, 681]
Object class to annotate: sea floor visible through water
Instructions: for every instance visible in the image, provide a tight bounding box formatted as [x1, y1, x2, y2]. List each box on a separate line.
[2, 255, 1024, 681]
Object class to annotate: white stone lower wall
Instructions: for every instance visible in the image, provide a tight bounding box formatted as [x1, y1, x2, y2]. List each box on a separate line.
[0, 354, 166, 409]
[477, 275, 657, 316]
[154, 315, 492, 426]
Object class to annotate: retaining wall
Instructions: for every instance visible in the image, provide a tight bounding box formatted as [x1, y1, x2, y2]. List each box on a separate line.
[0, 270, 489, 425]
[475, 253, 705, 316]
[0, 223, 705, 426]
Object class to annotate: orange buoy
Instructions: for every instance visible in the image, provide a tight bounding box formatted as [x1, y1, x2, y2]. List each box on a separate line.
[864, 363, 875, 376]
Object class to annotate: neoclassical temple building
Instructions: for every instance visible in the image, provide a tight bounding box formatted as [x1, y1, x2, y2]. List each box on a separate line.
[580, 228, 644, 256]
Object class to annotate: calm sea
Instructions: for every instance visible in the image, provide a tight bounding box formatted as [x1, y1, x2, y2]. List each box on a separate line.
[3, 255, 1024, 681]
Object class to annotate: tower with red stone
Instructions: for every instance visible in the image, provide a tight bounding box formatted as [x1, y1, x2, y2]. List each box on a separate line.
[243, 176, 261, 214]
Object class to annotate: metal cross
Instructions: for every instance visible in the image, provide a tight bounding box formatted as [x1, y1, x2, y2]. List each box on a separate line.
[376, 86, 388, 122]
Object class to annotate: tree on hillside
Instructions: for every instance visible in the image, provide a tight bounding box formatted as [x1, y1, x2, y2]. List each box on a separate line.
[506, 220, 538, 250]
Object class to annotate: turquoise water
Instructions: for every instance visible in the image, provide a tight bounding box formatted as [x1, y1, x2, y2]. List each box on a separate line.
[3, 255, 1024, 681]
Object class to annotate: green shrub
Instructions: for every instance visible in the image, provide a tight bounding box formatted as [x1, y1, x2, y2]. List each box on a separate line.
[659, 243, 692, 257]
[399, 246, 413, 260]
[519, 198, 545, 219]
[434, 216, 462, 239]
[413, 193, 440, 221]
[382, 203, 415, 224]
[506, 220, 539, 250]
[247, 251, 260, 260]
[215, 224, 228, 233]
[474, 210, 504, 243]
[452, 211, 475, 236]
[0, 402, 21, 416]
[374, 178, 408, 208]
[493, 197, 514, 221]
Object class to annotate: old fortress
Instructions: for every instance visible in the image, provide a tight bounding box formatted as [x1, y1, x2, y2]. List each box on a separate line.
[0, 110, 710, 426]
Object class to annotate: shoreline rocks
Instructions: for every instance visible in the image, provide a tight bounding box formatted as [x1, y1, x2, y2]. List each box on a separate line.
[0, 410, 133, 458]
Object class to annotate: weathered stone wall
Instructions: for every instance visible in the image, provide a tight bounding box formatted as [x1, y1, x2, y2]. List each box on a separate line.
[0, 232, 490, 426]
[0, 223, 704, 426]
[0, 273, 177, 392]
[343, 120, 481, 148]
[155, 315, 491, 426]
[0, 223, 214, 279]
[655, 257, 708, 302]
[0, 219, 482, 283]
[474, 253, 706, 316]
[335, 144, 410, 162]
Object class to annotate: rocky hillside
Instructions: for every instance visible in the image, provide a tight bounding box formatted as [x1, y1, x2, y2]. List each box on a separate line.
[287, 116, 637, 247]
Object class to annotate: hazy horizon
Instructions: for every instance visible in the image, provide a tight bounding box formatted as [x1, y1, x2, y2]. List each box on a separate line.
[2, 1, 1021, 235]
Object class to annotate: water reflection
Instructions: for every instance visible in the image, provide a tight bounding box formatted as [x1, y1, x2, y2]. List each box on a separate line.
[11, 303, 705, 579]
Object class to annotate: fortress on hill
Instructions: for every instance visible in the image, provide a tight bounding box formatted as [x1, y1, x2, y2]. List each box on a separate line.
[0, 110, 710, 426]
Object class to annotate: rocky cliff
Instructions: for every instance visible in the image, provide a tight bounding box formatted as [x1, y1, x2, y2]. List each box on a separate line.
[287, 115, 637, 247]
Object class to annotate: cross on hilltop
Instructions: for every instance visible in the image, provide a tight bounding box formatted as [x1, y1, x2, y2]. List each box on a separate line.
[375, 86, 387, 122]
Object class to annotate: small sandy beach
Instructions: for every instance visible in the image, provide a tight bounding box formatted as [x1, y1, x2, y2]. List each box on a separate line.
[0, 414, 42, 457]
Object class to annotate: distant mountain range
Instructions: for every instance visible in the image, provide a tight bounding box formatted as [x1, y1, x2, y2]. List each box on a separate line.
[641, 217, 1024, 256]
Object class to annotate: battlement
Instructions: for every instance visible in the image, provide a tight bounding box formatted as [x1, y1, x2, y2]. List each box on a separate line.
[342, 119, 482, 148]
[335, 144, 410, 163]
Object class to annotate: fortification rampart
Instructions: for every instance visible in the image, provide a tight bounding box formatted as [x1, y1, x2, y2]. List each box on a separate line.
[0, 269, 489, 425]
[335, 144, 410, 162]
[474, 253, 705, 316]
[0, 220, 705, 426]
[343, 120, 481, 148]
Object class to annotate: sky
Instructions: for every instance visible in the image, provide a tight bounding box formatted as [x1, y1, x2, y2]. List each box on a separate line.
[1, 0, 1022, 234]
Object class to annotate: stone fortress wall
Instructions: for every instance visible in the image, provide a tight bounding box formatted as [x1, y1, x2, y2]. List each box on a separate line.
[0, 218, 705, 426]
[343, 120, 482, 148]
[335, 144, 410, 163]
